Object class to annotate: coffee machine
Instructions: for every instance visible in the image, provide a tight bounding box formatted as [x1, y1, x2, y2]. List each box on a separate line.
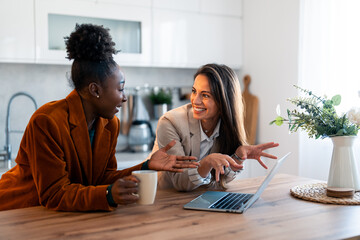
[127, 91, 154, 152]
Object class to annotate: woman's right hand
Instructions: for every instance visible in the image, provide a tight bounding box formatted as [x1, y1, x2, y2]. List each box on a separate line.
[198, 153, 242, 182]
[235, 142, 279, 169]
[111, 175, 140, 205]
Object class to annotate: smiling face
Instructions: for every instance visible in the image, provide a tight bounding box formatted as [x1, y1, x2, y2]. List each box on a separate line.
[191, 74, 220, 124]
[97, 67, 127, 119]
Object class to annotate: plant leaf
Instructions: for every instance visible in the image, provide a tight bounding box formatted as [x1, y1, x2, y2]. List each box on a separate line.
[336, 129, 345, 135]
[332, 95, 341, 106]
[274, 116, 284, 126]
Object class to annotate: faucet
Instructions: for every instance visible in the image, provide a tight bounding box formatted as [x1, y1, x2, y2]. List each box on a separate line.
[0, 92, 38, 169]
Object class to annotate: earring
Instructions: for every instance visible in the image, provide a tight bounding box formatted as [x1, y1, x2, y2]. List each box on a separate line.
[97, 95, 99, 99]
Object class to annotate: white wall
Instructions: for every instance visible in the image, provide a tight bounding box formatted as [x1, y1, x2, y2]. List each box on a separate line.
[240, 0, 301, 178]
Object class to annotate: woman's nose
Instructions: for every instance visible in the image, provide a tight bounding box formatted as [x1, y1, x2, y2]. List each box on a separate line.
[122, 94, 127, 102]
[193, 93, 202, 104]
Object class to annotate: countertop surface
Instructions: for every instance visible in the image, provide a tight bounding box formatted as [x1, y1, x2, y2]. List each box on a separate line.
[115, 151, 150, 169]
[0, 151, 150, 176]
[0, 174, 359, 239]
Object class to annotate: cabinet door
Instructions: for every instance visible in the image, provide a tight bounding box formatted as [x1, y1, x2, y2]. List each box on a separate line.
[200, 0, 242, 17]
[99, 0, 151, 7]
[0, 0, 35, 63]
[153, 0, 200, 12]
[35, 0, 151, 66]
[153, 9, 242, 68]
[72, 0, 151, 7]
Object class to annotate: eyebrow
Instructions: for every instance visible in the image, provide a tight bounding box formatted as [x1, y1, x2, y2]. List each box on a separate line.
[200, 90, 211, 94]
[192, 87, 211, 94]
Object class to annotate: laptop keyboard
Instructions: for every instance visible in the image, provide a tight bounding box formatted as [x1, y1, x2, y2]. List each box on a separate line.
[209, 193, 252, 210]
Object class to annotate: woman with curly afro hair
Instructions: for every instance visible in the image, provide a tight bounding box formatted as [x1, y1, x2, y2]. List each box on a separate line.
[0, 24, 198, 212]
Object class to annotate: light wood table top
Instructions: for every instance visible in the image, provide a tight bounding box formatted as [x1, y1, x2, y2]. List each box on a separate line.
[0, 174, 359, 240]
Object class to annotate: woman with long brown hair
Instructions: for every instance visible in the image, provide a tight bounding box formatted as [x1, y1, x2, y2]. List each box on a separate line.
[151, 63, 278, 191]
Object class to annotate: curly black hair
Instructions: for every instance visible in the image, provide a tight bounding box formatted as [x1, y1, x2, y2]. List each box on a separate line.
[65, 23, 118, 61]
[64, 23, 119, 90]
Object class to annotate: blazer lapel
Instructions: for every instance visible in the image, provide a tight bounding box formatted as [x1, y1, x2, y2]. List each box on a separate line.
[188, 106, 201, 159]
[92, 118, 111, 183]
[67, 90, 93, 185]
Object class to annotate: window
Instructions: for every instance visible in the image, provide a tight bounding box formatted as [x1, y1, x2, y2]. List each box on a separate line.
[298, 0, 360, 180]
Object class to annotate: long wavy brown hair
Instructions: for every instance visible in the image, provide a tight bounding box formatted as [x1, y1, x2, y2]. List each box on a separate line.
[194, 64, 248, 188]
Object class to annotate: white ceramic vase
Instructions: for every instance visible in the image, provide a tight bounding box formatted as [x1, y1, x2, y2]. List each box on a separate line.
[327, 136, 360, 191]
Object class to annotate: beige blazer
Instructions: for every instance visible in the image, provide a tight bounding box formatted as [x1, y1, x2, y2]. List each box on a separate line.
[151, 103, 221, 191]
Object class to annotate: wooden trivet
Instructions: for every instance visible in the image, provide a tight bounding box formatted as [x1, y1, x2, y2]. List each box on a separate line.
[290, 183, 360, 205]
[326, 187, 354, 198]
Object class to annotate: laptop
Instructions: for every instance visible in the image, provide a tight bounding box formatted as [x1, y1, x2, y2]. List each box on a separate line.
[183, 152, 291, 213]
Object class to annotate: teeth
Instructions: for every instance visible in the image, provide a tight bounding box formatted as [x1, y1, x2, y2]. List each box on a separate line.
[194, 107, 205, 112]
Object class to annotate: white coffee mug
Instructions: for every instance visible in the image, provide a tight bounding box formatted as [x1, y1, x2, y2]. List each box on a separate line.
[132, 170, 158, 205]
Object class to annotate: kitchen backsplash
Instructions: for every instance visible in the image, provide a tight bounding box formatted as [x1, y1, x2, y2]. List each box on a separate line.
[0, 63, 197, 161]
[0, 63, 242, 162]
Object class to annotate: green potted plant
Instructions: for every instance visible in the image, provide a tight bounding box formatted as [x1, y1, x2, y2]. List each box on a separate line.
[149, 88, 172, 119]
[270, 85, 360, 191]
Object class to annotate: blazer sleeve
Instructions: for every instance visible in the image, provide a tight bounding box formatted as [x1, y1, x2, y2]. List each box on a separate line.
[26, 114, 115, 211]
[155, 115, 201, 192]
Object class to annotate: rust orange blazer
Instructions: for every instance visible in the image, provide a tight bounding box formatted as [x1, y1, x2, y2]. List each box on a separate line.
[0, 90, 142, 211]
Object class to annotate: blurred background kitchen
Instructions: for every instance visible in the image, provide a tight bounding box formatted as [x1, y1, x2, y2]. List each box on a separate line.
[1, 0, 359, 180]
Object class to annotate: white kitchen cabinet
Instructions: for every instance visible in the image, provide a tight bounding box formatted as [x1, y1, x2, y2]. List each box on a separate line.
[0, 0, 35, 63]
[153, 0, 200, 12]
[0, 0, 242, 68]
[35, 0, 151, 66]
[152, 9, 242, 69]
[100, 0, 151, 7]
[53, 0, 151, 7]
[200, 0, 242, 17]
[153, 0, 243, 17]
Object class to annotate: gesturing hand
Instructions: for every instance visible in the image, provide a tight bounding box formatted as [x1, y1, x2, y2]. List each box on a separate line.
[235, 142, 279, 169]
[198, 153, 243, 182]
[148, 140, 199, 172]
[111, 175, 139, 205]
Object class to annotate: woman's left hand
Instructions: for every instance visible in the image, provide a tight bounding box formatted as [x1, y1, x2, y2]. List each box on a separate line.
[235, 142, 279, 169]
[148, 140, 199, 172]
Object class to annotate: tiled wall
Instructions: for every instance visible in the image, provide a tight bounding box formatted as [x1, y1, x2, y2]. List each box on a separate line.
[0, 63, 196, 161]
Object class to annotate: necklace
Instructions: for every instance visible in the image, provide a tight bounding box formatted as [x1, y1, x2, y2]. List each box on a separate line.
[201, 120, 218, 135]
[202, 124, 214, 134]
[202, 126, 213, 135]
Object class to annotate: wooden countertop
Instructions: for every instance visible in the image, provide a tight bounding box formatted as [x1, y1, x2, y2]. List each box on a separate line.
[115, 151, 150, 170]
[0, 152, 149, 175]
[0, 174, 359, 239]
